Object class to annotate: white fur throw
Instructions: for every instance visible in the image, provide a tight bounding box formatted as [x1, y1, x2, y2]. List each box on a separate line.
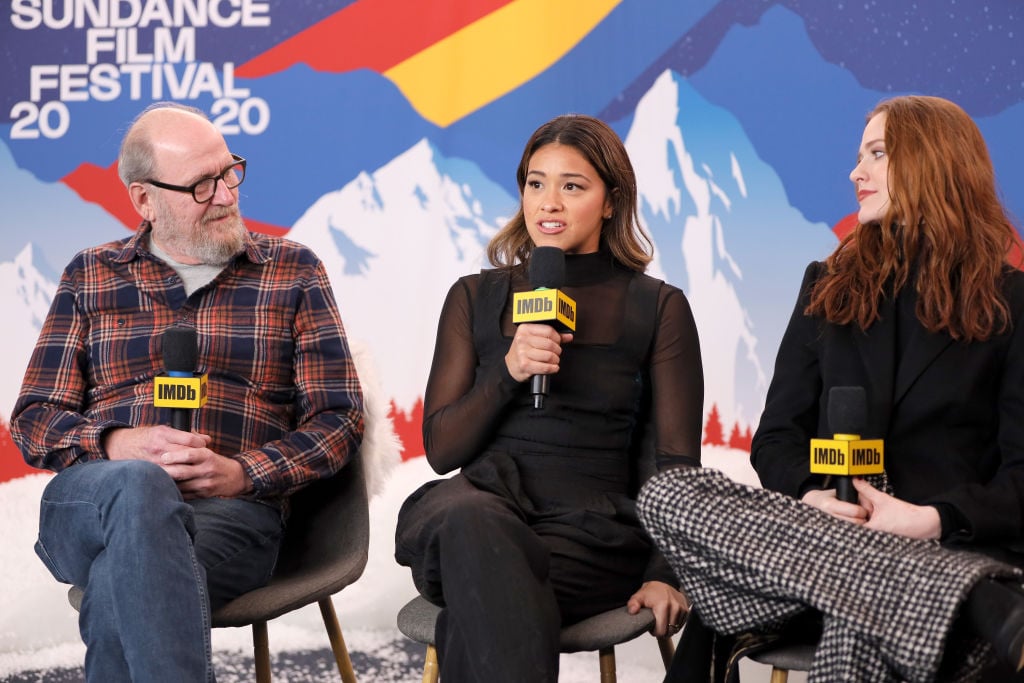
[349, 339, 403, 498]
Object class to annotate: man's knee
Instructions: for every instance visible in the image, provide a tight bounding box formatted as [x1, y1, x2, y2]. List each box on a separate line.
[89, 461, 192, 536]
[108, 459, 179, 497]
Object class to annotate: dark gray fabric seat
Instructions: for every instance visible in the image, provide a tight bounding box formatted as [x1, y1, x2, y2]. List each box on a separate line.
[746, 641, 815, 682]
[396, 594, 675, 681]
[69, 450, 370, 683]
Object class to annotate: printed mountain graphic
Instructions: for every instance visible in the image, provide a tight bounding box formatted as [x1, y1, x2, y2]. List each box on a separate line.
[1, 67, 835, 446]
[285, 70, 836, 434]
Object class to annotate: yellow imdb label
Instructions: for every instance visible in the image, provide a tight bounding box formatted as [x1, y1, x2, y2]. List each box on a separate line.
[154, 375, 208, 409]
[511, 289, 577, 330]
[809, 437, 884, 476]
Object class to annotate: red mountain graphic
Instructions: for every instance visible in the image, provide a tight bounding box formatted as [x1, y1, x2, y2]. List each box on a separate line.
[62, 162, 288, 237]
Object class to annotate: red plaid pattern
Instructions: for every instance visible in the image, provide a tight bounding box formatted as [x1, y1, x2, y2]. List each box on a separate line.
[12, 224, 364, 500]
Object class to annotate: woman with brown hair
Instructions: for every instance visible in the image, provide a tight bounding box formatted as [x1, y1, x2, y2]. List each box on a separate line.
[395, 114, 703, 681]
[641, 95, 1024, 682]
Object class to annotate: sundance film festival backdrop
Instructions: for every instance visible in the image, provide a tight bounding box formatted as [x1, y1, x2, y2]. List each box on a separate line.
[1, 0, 1022, 673]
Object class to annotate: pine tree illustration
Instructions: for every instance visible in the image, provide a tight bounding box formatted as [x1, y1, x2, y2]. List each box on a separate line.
[702, 403, 725, 446]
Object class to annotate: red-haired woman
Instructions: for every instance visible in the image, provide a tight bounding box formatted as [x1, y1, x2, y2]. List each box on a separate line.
[642, 96, 1024, 682]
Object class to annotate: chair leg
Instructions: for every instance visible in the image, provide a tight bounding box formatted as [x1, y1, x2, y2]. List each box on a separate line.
[319, 598, 357, 683]
[252, 621, 272, 683]
[598, 646, 617, 683]
[423, 644, 440, 683]
[769, 667, 790, 683]
[656, 635, 676, 670]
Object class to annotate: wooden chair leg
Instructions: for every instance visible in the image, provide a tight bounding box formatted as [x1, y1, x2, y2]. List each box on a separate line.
[252, 621, 272, 683]
[319, 598, 357, 683]
[769, 667, 790, 683]
[598, 646, 617, 683]
[656, 635, 676, 670]
[423, 644, 440, 683]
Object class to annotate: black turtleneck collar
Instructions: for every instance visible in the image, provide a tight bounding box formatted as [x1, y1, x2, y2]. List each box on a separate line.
[564, 249, 623, 286]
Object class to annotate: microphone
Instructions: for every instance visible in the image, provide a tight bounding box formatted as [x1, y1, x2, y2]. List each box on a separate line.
[809, 386, 884, 503]
[511, 246, 577, 409]
[154, 326, 208, 431]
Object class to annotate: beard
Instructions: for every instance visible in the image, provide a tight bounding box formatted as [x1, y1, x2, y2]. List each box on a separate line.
[152, 200, 248, 265]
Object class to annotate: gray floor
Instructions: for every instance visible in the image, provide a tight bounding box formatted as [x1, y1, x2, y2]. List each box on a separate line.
[1, 639, 427, 682]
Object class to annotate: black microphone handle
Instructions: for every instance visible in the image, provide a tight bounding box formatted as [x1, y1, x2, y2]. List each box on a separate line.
[835, 475, 857, 503]
[170, 407, 191, 432]
[531, 374, 549, 409]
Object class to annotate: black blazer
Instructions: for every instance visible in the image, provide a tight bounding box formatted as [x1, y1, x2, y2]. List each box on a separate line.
[752, 261, 1024, 554]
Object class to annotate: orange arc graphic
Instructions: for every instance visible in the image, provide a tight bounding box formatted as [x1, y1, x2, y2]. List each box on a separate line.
[236, 0, 515, 77]
[384, 0, 621, 127]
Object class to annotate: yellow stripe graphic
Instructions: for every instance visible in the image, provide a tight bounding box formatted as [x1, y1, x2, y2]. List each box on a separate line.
[385, 0, 620, 127]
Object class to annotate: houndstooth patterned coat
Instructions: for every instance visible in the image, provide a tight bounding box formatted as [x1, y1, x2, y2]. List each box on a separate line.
[638, 467, 1021, 682]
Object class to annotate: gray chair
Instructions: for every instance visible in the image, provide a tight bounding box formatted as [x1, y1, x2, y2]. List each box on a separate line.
[745, 640, 814, 683]
[396, 594, 676, 682]
[69, 454, 370, 683]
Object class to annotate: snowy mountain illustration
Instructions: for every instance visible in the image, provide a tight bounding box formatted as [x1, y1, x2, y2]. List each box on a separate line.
[0, 244, 59, 418]
[285, 69, 837, 435]
[0, 67, 836, 442]
[0, 140, 123, 271]
[625, 69, 836, 429]
[287, 139, 515, 413]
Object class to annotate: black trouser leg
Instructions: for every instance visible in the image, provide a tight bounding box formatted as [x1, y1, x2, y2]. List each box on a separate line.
[396, 476, 560, 683]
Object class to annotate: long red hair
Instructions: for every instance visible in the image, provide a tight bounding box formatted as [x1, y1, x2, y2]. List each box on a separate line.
[808, 96, 1021, 341]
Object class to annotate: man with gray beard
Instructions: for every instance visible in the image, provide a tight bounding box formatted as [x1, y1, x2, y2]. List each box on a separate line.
[11, 102, 365, 682]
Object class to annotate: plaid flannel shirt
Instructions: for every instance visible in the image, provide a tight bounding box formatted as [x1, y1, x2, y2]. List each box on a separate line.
[11, 224, 364, 501]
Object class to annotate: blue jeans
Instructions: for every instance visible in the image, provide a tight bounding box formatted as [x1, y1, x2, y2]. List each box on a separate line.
[35, 460, 283, 682]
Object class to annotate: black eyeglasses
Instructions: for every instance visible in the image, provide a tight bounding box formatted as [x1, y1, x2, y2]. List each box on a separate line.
[144, 154, 246, 203]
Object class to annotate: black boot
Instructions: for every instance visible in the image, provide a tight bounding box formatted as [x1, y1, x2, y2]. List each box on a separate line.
[964, 579, 1024, 672]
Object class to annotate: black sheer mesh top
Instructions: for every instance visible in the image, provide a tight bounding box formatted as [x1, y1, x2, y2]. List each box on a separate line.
[422, 250, 703, 480]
